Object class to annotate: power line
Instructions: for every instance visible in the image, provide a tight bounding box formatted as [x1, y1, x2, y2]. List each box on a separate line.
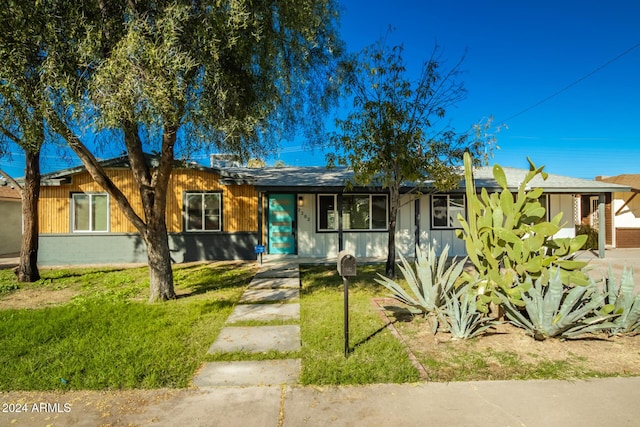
[501, 41, 640, 124]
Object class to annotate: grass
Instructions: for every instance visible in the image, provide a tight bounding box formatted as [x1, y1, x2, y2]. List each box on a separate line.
[1, 260, 627, 391]
[413, 346, 608, 382]
[0, 262, 255, 391]
[299, 265, 420, 385]
[392, 313, 623, 382]
[199, 263, 419, 383]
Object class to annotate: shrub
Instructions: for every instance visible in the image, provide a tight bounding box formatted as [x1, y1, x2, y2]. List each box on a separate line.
[456, 152, 590, 312]
[498, 269, 617, 340]
[375, 245, 465, 332]
[436, 283, 500, 339]
[603, 266, 640, 335]
[575, 224, 599, 250]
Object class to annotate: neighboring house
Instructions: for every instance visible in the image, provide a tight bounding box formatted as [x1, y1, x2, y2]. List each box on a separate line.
[0, 180, 22, 256]
[36, 155, 629, 265]
[596, 174, 640, 248]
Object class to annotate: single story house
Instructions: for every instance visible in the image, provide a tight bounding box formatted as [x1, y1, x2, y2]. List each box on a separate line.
[595, 174, 640, 248]
[35, 155, 629, 265]
[0, 179, 22, 256]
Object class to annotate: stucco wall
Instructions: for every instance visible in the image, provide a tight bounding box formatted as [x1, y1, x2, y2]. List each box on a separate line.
[612, 192, 640, 228]
[0, 200, 21, 255]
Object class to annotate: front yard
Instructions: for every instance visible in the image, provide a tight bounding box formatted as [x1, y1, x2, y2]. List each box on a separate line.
[1, 261, 639, 391]
[0, 263, 254, 390]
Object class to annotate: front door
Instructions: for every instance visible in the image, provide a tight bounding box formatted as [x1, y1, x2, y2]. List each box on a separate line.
[268, 194, 296, 254]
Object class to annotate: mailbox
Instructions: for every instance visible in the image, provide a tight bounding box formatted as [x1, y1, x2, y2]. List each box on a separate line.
[337, 251, 357, 277]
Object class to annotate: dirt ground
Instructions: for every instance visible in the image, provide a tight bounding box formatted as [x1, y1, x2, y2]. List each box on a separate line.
[375, 249, 640, 381]
[0, 287, 81, 310]
[377, 300, 640, 381]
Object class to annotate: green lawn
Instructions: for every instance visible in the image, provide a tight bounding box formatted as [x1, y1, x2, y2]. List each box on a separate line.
[0, 263, 254, 390]
[0, 262, 420, 390]
[3, 261, 631, 391]
[299, 265, 420, 385]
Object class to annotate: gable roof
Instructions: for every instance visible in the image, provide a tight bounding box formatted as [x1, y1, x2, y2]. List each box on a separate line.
[236, 165, 629, 194]
[39, 154, 254, 186]
[227, 166, 357, 192]
[0, 183, 21, 200]
[469, 166, 630, 194]
[597, 174, 640, 192]
[38, 154, 630, 194]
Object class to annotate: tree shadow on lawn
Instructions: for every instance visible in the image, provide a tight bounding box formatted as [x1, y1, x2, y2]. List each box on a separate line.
[193, 299, 237, 313]
[300, 264, 387, 295]
[39, 267, 132, 280]
[174, 262, 256, 298]
[349, 301, 416, 353]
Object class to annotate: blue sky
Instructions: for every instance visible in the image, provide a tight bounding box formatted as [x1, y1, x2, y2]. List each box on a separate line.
[1, 0, 639, 180]
[276, 0, 640, 179]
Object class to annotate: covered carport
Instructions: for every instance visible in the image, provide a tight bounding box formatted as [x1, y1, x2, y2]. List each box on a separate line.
[596, 175, 640, 249]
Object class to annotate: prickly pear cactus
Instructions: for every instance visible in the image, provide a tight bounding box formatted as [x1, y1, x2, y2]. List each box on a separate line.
[456, 152, 589, 311]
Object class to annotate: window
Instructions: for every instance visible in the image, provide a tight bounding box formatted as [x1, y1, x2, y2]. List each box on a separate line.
[431, 195, 465, 229]
[318, 194, 338, 230]
[539, 194, 550, 222]
[317, 194, 388, 231]
[185, 192, 222, 231]
[72, 193, 109, 232]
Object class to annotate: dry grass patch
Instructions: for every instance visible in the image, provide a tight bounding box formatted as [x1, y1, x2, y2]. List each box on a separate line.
[383, 303, 640, 382]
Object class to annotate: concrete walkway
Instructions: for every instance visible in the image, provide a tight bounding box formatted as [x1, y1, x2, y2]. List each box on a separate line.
[193, 258, 302, 387]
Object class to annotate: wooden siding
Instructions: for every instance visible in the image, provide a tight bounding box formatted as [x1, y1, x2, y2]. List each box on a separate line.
[39, 168, 257, 234]
[616, 228, 640, 248]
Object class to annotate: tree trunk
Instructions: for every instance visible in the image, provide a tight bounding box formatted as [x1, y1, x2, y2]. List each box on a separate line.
[385, 185, 400, 278]
[142, 125, 178, 303]
[51, 115, 178, 301]
[145, 218, 176, 302]
[16, 149, 41, 282]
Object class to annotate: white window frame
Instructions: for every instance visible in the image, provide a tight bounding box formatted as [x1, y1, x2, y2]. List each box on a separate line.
[184, 191, 222, 232]
[72, 192, 110, 232]
[431, 194, 465, 229]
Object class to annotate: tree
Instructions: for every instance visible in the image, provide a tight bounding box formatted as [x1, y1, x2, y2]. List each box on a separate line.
[247, 158, 266, 168]
[0, 2, 52, 282]
[328, 39, 496, 277]
[9, 0, 343, 301]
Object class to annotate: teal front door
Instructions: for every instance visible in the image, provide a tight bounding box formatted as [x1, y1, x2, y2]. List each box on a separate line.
[268, 194, 296, 254]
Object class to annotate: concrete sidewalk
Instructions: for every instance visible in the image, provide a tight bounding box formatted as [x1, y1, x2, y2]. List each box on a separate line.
[3, 377, 640, 426]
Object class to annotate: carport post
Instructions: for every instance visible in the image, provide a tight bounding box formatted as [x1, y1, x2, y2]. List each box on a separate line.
[598, 194, 605, 259]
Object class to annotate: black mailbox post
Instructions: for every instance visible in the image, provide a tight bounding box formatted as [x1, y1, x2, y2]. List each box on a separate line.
[337, 251, 356, 357]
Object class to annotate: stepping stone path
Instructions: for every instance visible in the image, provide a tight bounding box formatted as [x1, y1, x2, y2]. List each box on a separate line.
[193, 259, 302, 387]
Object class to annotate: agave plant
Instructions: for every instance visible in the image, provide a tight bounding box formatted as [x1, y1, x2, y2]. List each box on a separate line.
[375, 244, 466, 332]
[436, 283, 499, 339]
[603, 266, 640, 335]
[498, 269, 617, 340]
